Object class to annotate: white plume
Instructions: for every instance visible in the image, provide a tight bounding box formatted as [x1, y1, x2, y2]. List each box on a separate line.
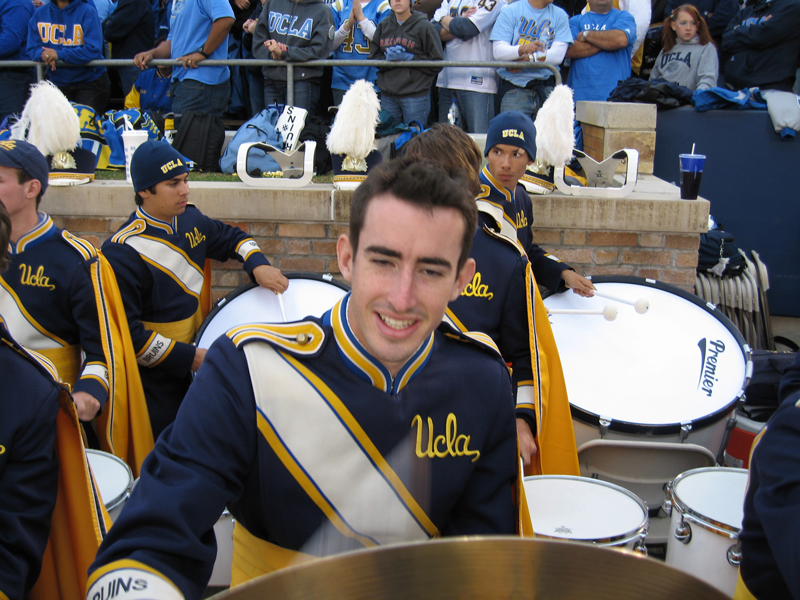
[11, 80, 81, 156]
[326, 80, 380, 158]
[534, 84, 575, 167]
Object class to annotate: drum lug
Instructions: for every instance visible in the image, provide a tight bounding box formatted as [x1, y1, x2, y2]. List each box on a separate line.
[633, 538, 648, 556]
[599, 417, 611, 439]
[661, 496, 673, 517]
[674, 520, 692, 544]
[679, 422, 692, 443]
[727, 542, 742, 567]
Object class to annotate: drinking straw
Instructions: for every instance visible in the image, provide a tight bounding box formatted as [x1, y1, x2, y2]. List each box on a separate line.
[691, 143, 695, 154]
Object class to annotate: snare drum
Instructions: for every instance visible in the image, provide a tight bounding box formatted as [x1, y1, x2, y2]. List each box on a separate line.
[195, 272, 350, 349]
[665, 467, 748, 596]
[544, 275, 750, 461]
[86, 449, 133, 522]
[523, 475, 649, 551]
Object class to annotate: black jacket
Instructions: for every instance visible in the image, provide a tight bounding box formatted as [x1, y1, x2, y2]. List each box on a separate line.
[103, 0, 154, 59]
[722, 0, 800, 91]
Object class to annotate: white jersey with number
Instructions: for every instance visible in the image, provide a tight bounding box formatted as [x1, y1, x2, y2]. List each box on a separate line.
[433, 0, 507, 94]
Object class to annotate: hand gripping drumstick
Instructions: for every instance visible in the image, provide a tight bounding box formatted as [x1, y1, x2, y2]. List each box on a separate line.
[591, 290, 650, 314]
[547, 305, 618, 321]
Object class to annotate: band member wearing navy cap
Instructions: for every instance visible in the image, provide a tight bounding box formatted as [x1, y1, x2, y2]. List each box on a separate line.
[480, 111, 595, 297]
[0, 138, 145, 464]
[102, 141, 288, 439]
[88, 159, 520, 599]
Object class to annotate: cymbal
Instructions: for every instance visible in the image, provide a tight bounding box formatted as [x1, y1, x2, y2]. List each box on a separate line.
[214, 536, 730, 600]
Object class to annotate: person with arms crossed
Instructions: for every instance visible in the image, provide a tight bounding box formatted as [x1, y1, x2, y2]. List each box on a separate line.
[87, 159, 520, 599]
[102, 141, 288, 440]
[565, 0, 636, 101]
[404, 124, 579, 474]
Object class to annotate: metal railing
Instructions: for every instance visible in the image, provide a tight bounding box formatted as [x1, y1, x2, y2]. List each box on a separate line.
[1, 58, 560, 106]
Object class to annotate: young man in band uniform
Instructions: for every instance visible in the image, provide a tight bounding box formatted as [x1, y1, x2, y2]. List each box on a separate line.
[88, 159, 520, 599]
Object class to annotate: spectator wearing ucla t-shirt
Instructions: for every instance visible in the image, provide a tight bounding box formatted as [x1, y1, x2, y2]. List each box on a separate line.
[133, 0, 235, 119]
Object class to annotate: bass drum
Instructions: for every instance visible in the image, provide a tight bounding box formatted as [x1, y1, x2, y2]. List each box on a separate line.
[195, 272, 350, 350]
[543, 276, 751, 508]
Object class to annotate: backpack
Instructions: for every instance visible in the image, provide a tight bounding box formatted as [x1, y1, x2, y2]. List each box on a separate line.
[298, 115, 333, 175]
[219, 108, 282, 176]
[697, 229, 747, 277]
[172, 112, 225, 172]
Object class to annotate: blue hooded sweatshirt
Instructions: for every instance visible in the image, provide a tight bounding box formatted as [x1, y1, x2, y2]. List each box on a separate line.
[26, 0, 106, 86]
[0, 0, 35, 61]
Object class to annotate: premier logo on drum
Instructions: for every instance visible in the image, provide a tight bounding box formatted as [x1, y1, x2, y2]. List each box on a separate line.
[697, 338, 726, 397]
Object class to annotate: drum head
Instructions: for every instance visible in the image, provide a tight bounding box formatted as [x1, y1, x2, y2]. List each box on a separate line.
[671, 467, 748, 532]
[523, 475, 647, 544]
[543, 277, 750, 434]
[86, 449, 133, 509]
[195, 273, 349, 349]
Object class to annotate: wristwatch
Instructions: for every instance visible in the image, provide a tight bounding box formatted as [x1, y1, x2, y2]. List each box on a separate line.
[581, 30, 589, 42]
[197, 45, 210, 58]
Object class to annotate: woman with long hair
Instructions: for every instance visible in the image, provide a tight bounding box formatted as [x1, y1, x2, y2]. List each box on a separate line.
[650, 4, 719, 90]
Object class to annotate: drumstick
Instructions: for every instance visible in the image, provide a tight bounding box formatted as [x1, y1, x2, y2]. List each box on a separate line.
[591, 290, 649, 314]
[547, 305, 618, 321]
[277, 292, 287, 322]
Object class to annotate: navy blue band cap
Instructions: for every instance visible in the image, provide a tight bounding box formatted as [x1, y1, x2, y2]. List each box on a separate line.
[484, 111, 537, 163]
[131, 140, 190, 193]
[0, 139, 50, 195]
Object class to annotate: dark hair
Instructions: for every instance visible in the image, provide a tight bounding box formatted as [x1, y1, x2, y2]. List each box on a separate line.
[134, 185, 158, 206]
[403, 123, 483, 195]
[663, 4, 714, 52]
[349, 158, 477, 272]
[16, 169, 45, 208]
[0, 201, 10, 272]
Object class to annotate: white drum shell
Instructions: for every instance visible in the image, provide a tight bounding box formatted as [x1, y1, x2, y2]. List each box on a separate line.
[523, 475, 649, 550]
[196, 274, 349, 350]
[665, 467, 748, 597]
[86, 449, 133, 522]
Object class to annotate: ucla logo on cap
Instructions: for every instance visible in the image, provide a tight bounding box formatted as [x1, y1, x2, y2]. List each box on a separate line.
[160, 158, 185, 174]
[0, 140, 17, 151]
[502, 129, 524, 141]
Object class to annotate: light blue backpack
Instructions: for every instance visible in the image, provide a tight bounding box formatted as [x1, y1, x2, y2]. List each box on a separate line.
[219, 108, 283, 175]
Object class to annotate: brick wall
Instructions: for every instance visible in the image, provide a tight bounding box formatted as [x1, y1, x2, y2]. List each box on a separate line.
[53, 215, 700, 308]
[533, 229, 700, 288]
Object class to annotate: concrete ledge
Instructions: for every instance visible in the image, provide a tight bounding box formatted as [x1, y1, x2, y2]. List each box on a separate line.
[45, 175, 707, 235]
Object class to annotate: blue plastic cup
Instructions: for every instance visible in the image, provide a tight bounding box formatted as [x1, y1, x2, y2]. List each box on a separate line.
[679, 153, 705, 199]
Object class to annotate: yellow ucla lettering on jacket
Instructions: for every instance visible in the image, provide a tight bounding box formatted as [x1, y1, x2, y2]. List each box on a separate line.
[38, 22, 84, 46]
[185, 227, 206, 249]
[412, 413, 481, 462]
[515, 211, 528, 229]
[461, 271, 493, 300]
[19, 264, 56, 291]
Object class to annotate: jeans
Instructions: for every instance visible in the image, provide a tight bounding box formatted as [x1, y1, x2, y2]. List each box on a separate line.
[0, 69, 35, 123]
[264, 80, 320, 113]
[437, 88, 495, 134]
[381, 93, 430, 127]
[497, 76, 555, 120]
[248, 71, 265, 116]
[59, 72, 111, 115]
[171, 77, 231, 117]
